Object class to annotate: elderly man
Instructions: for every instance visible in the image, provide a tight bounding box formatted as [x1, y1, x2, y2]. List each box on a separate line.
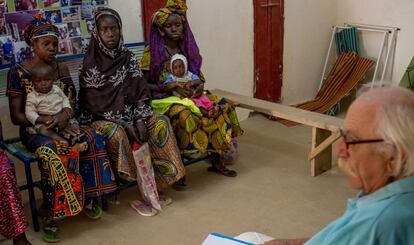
[239, 87, 414, 245]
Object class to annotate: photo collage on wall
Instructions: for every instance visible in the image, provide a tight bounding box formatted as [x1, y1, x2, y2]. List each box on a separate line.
[0, 0, 107, 65]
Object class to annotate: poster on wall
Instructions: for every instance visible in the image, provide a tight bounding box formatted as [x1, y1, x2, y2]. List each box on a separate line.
[0, 0, 108, 63]
[5, 10, 39, 41]
[14, 0, 37, 11]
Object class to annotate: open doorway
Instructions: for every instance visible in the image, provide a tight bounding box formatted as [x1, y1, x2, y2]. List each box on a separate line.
[254, 0, 284, 102]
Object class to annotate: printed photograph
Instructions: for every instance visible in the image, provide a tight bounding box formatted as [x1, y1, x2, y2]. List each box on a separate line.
[0, 6, 7, 36]
[43, 0, 60, 8]
[91, 0, 108, 5]
[5, 10, 39, 41]
[61, 0, 81, 7]
[71, 37, 82, 54]
[45, 10, 62, 24]
[14, 0, 37, 11]
[13, 41, 33, 63]
[58, 39, 72, 55]
[61, 6, 80, 22]
[56, 23, 69, 39]
[85, 18, 94, 34]
[71, 0, 82, 5]
[81, 2, 93, 19]
[0, 0, 7, 11]
[0, 36, 15, 64]
[81, 36, 90, 53]
[67, 21, 81, 37]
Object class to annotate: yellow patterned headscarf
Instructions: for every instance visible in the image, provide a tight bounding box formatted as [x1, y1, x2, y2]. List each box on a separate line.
[152, 0, 187, 28]
[166, 0, 187, 11]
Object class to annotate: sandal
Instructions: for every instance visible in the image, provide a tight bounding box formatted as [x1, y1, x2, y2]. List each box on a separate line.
[42, 226, 60, 243]
[84, 203, 103, 220]
[158, 192, 173, 206]
[208, 166, 237, 177]
[130, 200, 158, 217]
[172, 177, 187, 191]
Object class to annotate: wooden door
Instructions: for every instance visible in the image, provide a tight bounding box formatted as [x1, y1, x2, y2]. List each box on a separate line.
[141, 0, 166, 40]
[254, 0, 284, 102]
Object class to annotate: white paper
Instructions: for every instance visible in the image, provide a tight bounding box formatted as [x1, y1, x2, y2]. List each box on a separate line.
[202, 233, 254, 245]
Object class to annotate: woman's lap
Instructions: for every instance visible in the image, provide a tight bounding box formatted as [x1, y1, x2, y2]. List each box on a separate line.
[21, 126, 117, 198]
[164, 94, 242, 155]
[91, 115, 185, 188]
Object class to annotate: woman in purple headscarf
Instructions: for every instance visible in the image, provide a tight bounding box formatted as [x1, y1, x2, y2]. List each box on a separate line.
[140, 0, 243, 177]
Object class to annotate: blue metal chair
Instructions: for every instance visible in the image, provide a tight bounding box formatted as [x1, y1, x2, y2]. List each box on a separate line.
[0, 120, 41, 232]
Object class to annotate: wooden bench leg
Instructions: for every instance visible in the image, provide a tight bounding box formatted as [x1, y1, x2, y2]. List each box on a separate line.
[310, 127, 333, 176]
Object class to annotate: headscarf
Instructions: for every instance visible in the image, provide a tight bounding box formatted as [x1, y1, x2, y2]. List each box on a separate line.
[78, 8, 152, 124]
[24, 12, 59, 46]
[149, 0, 202, 93]
[170, 53, 188, 75]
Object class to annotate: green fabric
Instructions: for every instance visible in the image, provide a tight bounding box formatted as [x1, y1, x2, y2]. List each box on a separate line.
[335, 27, 359, 55]
[400, 56, 414, 90]
[150, 96, 203, 117]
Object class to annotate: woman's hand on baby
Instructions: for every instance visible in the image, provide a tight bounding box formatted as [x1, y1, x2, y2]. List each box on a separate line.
[60, 124, 81, 138]
[53, 111, 70, 130]
[193, 83, 204, 98]
[36, 115, 55, 125]
[175, 86, 193, 98]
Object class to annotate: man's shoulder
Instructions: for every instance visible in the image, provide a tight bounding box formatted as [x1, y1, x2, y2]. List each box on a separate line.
[377, 191, 414, 224]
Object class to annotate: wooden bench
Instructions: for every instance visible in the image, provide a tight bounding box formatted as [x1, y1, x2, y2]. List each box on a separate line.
[211, 89, 344, 177]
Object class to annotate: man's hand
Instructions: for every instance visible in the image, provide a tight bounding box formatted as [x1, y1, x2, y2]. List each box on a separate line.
[263, 239, 307, 245]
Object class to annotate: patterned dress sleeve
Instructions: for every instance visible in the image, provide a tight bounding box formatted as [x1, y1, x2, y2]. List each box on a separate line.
[57, 76, 77, 110]
[139, 46, 151, 71]
[6, 65, 25, 97]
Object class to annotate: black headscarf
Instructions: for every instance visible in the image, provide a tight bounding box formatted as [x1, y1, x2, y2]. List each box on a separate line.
[78, 8, 152, 124]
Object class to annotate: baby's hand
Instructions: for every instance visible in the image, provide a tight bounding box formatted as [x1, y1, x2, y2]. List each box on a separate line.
[36, 115, 55, 125]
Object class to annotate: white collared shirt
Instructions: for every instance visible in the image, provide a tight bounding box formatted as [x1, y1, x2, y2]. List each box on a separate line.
[25, 85, 71, 125]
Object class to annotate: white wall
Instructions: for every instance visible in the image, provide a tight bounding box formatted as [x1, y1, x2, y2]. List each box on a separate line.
[186, 0, 254, 98]
[108, 0, 144, 43]
[335, 0, 414, 84]
[282, 0, 337, 104]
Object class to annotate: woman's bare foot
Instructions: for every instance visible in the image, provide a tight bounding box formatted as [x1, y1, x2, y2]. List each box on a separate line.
[75, 142, 88, 152]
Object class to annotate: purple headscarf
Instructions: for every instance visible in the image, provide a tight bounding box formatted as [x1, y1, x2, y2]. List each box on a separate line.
[149, 6, 202, 92]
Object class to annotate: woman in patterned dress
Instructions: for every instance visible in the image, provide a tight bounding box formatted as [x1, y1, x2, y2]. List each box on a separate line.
[7, 14, 117, 242]
[140, 0, 243, 177]
[78, 8, 186, 217]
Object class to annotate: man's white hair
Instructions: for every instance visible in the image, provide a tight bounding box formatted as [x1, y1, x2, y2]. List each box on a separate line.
[359, 87, 414, 177]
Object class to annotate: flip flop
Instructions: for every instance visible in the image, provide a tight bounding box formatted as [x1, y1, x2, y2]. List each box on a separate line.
[42, 226, 60, 243]
[84, 204, 103, 220]
[207, 166, 237, 177]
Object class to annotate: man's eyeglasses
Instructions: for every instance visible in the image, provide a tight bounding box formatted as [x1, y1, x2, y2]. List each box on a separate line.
[339, 129, 384, 150]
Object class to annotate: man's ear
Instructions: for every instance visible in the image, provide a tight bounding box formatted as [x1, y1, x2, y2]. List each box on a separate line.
[386, 143, 407, 177]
